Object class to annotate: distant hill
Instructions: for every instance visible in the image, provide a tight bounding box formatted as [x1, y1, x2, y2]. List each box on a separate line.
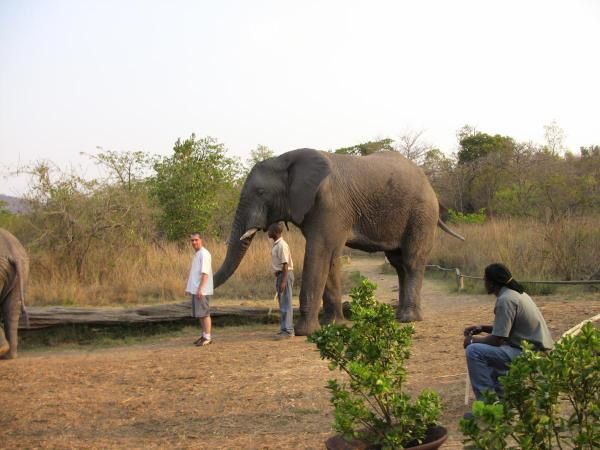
[0, 194, 29, 214]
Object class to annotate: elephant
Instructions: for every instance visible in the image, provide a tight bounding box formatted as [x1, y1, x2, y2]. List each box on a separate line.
[0, 228, 29, 359]
[214, 149, 464, 336]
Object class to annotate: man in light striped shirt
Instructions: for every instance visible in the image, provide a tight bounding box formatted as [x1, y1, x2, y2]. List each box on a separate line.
[268, 222, 294, 339]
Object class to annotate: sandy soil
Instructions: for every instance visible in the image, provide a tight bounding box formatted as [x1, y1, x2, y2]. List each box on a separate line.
[2, 256, 599, 449]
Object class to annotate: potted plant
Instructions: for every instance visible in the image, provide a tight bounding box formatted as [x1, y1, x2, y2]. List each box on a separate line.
[309, 279, 447, 450]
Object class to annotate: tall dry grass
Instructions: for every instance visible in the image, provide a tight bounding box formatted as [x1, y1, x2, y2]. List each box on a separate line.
[430, 215, 600, 282]
[28, 229, 306, 307]
[28, 215, 599, 306]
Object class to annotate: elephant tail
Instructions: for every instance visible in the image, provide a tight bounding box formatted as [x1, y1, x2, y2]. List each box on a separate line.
[437, 203, 465, 241]
[437, 218, 465, 241]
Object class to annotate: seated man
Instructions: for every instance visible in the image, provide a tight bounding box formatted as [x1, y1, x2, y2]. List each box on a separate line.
[463, 263, 554, 402]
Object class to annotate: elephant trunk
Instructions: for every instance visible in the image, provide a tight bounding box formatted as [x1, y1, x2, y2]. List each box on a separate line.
[213, 215, 256, 288]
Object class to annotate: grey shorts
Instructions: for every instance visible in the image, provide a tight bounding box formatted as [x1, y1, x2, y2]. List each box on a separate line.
[191, 294, 211, 318]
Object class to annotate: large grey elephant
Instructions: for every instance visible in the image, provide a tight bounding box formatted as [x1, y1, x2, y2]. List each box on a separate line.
[0, 228, 29, 359]
[214, 149, 463, 336]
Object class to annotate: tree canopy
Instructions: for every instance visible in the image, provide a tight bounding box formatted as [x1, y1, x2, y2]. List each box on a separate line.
[151, 134, 243, 240]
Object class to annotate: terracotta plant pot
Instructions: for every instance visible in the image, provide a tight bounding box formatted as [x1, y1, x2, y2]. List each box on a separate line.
[325, 425, 448, 450]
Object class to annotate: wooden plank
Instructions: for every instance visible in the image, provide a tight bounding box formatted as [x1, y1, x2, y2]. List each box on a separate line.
[18, 301, 276, 330]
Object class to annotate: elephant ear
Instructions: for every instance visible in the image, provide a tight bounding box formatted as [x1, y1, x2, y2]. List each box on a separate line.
[285, 149, 331, 224]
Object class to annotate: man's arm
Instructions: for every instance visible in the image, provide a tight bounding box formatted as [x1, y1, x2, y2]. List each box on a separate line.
[197, 273, 209, 297]
[463, 324, 493, 336]
[279, 263, 288, 293]
[463, 324, 505, 348]
[464, 333, 506, 348]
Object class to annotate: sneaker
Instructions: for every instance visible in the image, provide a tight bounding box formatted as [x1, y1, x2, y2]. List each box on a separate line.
[275, 332, 294, 339]
[193, 336, 204, 345]
[195, 337, 212, 347]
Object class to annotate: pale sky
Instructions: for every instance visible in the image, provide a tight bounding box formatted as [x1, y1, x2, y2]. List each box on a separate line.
[1, 0, 599, 195]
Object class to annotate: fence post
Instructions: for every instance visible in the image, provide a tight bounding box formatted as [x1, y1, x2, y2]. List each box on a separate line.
[456, 268, 464, 291]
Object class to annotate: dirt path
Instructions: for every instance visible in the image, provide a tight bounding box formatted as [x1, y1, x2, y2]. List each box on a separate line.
[2, 256, 599, 449]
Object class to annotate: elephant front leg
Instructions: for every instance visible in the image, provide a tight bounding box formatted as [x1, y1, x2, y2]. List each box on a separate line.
[295, 240, 336, 336]
[322, 252, 345, 325]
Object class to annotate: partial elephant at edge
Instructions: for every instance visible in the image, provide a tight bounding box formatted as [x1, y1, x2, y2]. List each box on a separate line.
[0, 228, 30, 360]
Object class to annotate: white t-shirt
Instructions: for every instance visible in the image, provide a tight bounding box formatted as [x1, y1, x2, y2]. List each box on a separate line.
[271, 238, 293, 273]
[185, 247, 213, 295]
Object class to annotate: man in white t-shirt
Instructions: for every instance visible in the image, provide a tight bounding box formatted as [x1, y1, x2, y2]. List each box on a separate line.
[186, 232, 214, 346]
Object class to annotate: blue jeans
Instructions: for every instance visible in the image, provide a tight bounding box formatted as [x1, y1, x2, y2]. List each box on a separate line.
[465, 343, 522, 400]
[276, 271, 294, 335]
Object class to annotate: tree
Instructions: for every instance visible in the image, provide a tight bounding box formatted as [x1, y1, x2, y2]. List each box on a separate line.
[0, 200, 17, 230]
[454, 130, 517, 212]
[22, 154, 158, 280]
[394, 129, 433, 164]
[543, 120, 566, 156]
[421, 148, 460, 209]
[84, 148, 154, 191]
[456, 124, 478, 142]
[580, 145, 600, 158]
[491, 142, 539, 216]
[151, 135, 243, 240]
[458, 132, 516, 164]
[246, 144, 275, 168]
[334, 138, 394, 156]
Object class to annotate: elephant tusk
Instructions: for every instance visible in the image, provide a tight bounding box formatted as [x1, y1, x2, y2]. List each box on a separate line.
[239, 228, 258, 241]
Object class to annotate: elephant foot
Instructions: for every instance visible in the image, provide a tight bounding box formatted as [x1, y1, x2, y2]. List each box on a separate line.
[0, 350, 16, 360]
[0, 343, 9, 357]
[396, 307, 423, 323]
[295, 317, 321, 336]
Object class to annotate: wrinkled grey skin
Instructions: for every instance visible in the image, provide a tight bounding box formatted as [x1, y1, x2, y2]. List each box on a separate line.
[0, 228, 29, 359]
[214, 149, 463, 336]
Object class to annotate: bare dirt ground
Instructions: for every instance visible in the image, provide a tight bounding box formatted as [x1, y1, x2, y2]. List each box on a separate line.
[2, 256, 599, 449]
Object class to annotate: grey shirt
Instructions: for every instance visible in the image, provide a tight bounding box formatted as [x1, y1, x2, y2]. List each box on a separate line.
[492, 287, 554, 350]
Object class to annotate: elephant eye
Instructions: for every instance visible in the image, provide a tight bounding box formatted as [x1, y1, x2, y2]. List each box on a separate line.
[257, 188, 265, 197]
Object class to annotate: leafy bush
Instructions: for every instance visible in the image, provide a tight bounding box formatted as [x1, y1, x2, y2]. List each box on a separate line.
[151, 134, 243, 240]
[448, 208, 487, 224]
[460, 322, 600, 449]
[309, 279, 442, 449]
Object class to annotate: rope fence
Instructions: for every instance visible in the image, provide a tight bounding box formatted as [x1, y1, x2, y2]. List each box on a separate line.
[424, 264, 600, 291]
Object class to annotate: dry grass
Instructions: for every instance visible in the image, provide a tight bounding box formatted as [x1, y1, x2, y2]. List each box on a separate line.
[431, 215, 600, 282]
[28, 215, 599, 307]
[28, 229, 306, 307]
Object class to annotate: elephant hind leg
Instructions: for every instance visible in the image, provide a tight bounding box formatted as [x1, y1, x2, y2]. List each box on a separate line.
[385, 249, 424, 322]
[0, 328, 9, 357]
[1, 290, 21, 359]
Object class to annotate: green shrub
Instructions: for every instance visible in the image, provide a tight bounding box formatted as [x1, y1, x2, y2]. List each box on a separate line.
[448, 208, 487, 224]
[460, 322, 600, 449]
[309, 279, 442, 449]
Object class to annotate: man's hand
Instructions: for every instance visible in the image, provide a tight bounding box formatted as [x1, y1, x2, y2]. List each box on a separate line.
[463, 325, 482, 337]
[463, 335, 474, 349]
[279, 281, 286, 294]
[196, 290, 204, 299]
